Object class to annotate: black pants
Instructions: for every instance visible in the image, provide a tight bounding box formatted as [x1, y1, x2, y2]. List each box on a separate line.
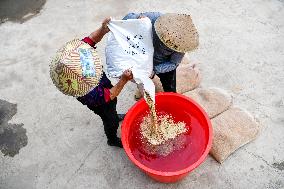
[88, 98, 119, 142]
[156, 69, 177, 92]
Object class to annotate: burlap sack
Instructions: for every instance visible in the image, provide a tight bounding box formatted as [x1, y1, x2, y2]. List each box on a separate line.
[180, 56, 190, 65]
[210, 107, 260, 163]
[183, 88, 232, 118]
[176, 63, 201, 94]
[152, 76, 164, 93]
[151, 61, 201, 94]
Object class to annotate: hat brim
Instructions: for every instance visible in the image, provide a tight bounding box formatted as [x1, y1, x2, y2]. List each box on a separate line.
[50, 39, 103, 97]
[154, 13, 199, 53]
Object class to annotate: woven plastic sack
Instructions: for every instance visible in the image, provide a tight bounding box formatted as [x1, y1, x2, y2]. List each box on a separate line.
[176, 63, 201, 94]
[210, 107, 260, 163]
[105, 18, 155, 100]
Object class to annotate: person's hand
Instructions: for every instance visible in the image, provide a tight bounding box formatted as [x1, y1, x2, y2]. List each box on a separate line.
[138, 15, 146, 19]
[121, 69, 133, 81]
[101, 17, 111, 33]
[110, 69, 133, 99]
[149, 71, 155, 79]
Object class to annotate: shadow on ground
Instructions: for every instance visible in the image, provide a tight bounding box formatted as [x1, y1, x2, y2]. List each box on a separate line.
[0, 0, 46, 24]
[0, 99, 27, 157]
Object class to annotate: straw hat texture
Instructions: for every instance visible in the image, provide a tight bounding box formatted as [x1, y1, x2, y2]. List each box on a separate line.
[50, 39, 103, 97]
[154, 13, 199, 52]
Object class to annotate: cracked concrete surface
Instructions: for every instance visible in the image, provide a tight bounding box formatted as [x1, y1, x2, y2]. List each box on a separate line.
[0, 0, 283, 188]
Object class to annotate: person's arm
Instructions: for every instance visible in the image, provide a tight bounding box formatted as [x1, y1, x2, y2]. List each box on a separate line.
[88, 18, 111, 44]
[154, 52, 185, 73]
[109, 69, 133, 100]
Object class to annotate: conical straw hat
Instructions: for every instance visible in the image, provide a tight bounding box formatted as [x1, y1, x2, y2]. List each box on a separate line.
[50, 39, 103, 97]
[154, 13, 199, 53]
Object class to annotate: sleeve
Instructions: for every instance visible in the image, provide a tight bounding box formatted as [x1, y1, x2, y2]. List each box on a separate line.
[100, 72, 112, 103]
[76, 64, 112, 106]
[94, 73, 112, 105]
[122, 12, 162, 24]
[122, 12, 140, 20]
[92, 85, 111, 105]
[93, 85, 111, 105]
[103, 88, 111, 103]
[154, 52, 185, 73]
[77, 85, 111, 106]
[82, 37, 96, 48]
[170, 52, 185, 66]
[154, 62, 177, 73]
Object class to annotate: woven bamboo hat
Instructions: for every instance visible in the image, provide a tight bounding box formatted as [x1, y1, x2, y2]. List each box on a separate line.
[154, 13, 199, 53]
[50, 39, 103, 97]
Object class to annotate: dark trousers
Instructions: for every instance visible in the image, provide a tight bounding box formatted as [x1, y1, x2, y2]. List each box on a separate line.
[88, 98, 119, 142]
[156, 69, 177, 92]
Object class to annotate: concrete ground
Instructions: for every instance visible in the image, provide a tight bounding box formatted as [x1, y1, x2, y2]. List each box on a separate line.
[0, 0, 283, 188]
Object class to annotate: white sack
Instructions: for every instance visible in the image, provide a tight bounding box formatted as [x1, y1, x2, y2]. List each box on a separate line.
[105, 18, 155, 101]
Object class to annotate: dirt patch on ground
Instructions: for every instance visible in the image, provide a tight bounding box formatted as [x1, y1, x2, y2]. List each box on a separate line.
[0, 99, 27, 157]
[272, 161, 284, 171]
[0, 0, 46, 23]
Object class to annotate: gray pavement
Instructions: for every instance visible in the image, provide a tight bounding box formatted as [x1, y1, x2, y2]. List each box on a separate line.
[0, 0, 283, 188]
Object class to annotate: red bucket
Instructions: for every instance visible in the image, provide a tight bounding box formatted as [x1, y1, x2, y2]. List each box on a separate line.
[121, 92, 212, 183]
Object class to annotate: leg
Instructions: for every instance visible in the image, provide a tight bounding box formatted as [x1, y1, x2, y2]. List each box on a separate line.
[88, 99, 122, 147]
[101, 99, 120, 142]
[156, 69, 177, 92]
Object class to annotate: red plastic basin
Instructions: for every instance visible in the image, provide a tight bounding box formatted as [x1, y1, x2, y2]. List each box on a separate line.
[121, 92, 212, 183]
